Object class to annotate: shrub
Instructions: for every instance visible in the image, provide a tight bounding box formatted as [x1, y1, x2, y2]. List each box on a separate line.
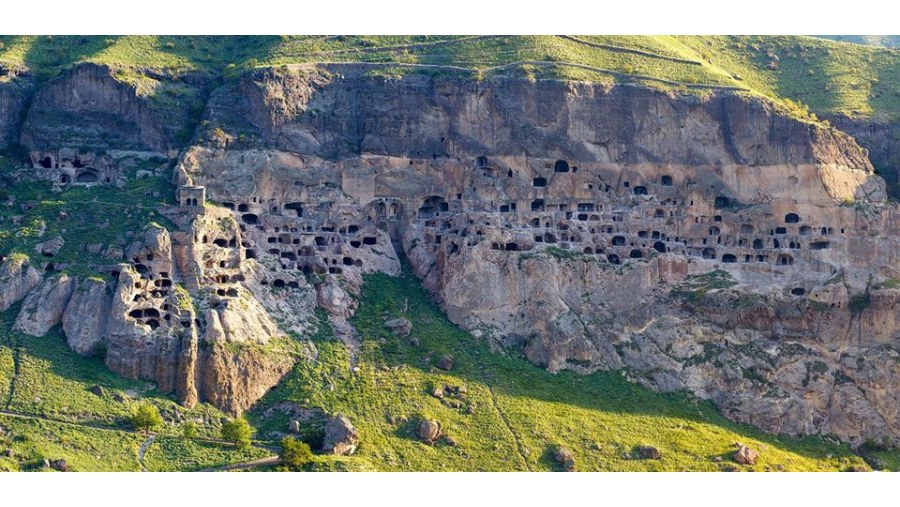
[279, 436, 313, 471]
[130, 403, 163, 433]
[221, 417, 253, 449]
[182, 421, 197, 439]
[849, 292, 871, 314]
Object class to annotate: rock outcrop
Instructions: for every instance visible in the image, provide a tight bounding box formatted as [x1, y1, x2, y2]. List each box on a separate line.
[62, 278, 112, 355]
[0, 255, 43, 312]
[322, 414, 360, 456]
[20, 62, 204, 154]
[13, 274, 76, 336]
[0, 64, 34, 150]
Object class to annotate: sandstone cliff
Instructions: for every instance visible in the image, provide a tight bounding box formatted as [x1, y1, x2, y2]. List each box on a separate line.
[2, 63, 897, 442]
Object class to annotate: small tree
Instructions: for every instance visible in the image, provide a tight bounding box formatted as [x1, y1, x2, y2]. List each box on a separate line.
[131, 403, 163, 434]
[182, 421, 198, 439]
[221, 417, 253, 449]
[279, 436, 313, 471]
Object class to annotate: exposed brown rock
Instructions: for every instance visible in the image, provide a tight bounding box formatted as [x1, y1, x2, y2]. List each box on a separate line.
[0, 256, 43, 312]
[322, 414, 360, 456]
[417, 419, 442, 443]
[13, 274, 76, 336]
[62, 277, 112, 356]
[733, 443, 759, 465]
[437, 355, 454, 371]
[554, 446, 577, 471]
[385, 318, 411, 337]
[637, 445, 662, 460]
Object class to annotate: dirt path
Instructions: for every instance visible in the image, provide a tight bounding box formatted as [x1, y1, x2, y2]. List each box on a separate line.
[198, 455, 280, 472]
[138, 434, 156, 471]
[3, 334, 20, 410]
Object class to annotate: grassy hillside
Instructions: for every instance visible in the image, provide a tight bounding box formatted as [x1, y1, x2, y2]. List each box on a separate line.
[246, 267, 892, 472]
[814, 36, 900, 49]
[2, 35, 899, 121]
[0, 305, 280, 472]
[0, 155, 175, 280]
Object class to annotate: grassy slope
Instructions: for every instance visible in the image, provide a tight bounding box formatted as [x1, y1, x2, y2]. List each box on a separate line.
[0, 306, 276, 471]
[248, 268, 891, 472]
[2, 35, 898, 121]
[0, 157, 175, 280]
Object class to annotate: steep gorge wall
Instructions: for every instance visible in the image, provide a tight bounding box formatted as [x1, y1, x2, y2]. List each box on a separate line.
[178, 66, 897, 443]
[1, 63, 897, 441]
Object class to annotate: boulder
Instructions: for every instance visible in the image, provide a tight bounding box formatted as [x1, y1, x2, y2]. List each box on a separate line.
[321, 414, 359, 456]
[89, 385, 105, 397]
[34, 236, 64, 257]
[733, 443, 759, 465]
[0, 256, 43, 312]
[417, 419, 442, 443]
[62, 277, 112, 355]
[50, 459, 68, 472]
[385, 318, 412, 337]
[554, 446, 577, 471]
[288, 420, 301, 434]
[437, 355, 454, 371]
[637, 445, 661, 460]
[13, 274, 77, 336]
[409, 337, 420, 347]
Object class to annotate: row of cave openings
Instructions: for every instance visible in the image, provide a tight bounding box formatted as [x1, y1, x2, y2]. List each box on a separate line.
[39, 156, 108, 184]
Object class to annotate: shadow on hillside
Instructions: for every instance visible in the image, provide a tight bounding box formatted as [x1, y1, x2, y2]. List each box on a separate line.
[338, 264, 864, 464]
[153, 35, 284, 73]
[20, 35, 116, 81]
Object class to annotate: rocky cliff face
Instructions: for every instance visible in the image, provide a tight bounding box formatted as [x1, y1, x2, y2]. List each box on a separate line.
[19, 63, 205, 155]
[0, 64, 34, 150]
[1, 63, 897, 441]
[825, 114, 900, 199]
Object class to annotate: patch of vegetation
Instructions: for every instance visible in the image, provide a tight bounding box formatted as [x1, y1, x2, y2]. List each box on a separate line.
[670, 269, 739, 302]
[130, 402, 163, 433]
[278, 436, 313, 471]
[875, 278, 900, 290]
[221, 417, 253, 449]
[849, 291, 872, 314]
[247, 265, 879, 471]
[0, 414, 143, 471]
[0, 173, 176, 281]
[141, 436, 271, 472]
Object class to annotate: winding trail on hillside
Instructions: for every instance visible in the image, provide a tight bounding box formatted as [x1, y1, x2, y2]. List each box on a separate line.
[3, 334, 21, 411]
[478, 368, 531, 471]
[556, 35, 704, 66]
[138, 434, 156, 471]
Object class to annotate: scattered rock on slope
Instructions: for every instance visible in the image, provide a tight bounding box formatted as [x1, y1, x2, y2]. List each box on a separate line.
[322, 414, 360, 456]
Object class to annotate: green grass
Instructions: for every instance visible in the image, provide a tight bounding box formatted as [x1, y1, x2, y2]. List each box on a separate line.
[141, 436, 271, 472]
[0, 414, 143, 471]
[248, 265, 888, 471]
[3, 35, 899, 121]
[677, 35, 900, 120]
[0, 304, 276, 471]
[0, 161, 176, 281]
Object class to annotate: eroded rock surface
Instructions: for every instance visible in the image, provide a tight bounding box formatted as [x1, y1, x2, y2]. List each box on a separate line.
[2, 64, 897, 442]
